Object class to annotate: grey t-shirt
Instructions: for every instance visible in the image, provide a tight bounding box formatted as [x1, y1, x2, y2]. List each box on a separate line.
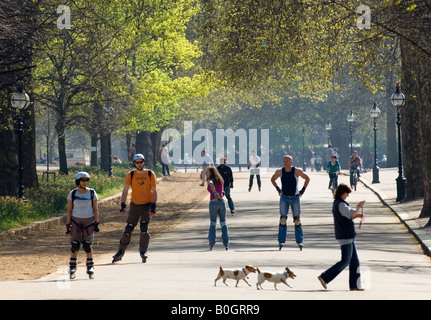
[67, 188, 99, 219]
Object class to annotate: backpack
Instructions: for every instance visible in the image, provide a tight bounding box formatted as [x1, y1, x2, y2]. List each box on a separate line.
[130, 169, 152, 181]
[71, 188, 95, 209]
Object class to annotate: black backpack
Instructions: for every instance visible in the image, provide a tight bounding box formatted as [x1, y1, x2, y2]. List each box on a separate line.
[71, 188, 95, 208]
[130, 169, 152, 181]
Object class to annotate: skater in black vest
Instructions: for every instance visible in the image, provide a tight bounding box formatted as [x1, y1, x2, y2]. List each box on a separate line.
[271, 155, 310, 250]
[318, 183, 365, 291]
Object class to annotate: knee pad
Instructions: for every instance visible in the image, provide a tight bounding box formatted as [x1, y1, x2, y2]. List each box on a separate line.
[71, 240, 80, 253]
[124, 223, 134, 235]
[279, 216, 287, 226]
[140, 221, 148, 234]
[82, 240, 92, 253]
[294, 217, 301, 226]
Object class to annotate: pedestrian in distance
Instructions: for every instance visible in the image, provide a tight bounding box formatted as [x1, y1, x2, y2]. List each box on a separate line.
[271, 155, 310, 251]
[66, 172, 99, 279]
[318, 183, 365, 291]
[112, 154, 158, 263]
[199, 149, 213, 186]
[206, 167, 230, 251]
[248, 150, 261, 192]
[217, 157, 235, 215]
[160, 144, 170, 176]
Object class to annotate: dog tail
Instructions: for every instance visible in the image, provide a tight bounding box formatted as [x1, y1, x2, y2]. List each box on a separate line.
[219, 265, 224, 275]
[256, 267, 261, 274]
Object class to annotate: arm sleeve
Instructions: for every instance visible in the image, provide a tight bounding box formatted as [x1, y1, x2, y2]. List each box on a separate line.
[338, 202, 355, 219]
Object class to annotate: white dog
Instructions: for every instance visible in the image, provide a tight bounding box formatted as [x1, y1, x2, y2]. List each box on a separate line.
[256, 267, 296, 290]
[214, 265, 257, 287]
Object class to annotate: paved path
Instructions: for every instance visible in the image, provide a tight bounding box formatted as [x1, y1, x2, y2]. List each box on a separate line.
[1, 168, 431, 300]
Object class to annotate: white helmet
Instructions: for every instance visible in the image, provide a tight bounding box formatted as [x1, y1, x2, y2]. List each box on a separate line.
[75, 172, 90, 186]
[133, 154, 145, 162]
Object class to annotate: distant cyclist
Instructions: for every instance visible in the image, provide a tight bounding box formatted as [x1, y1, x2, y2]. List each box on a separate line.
[326, 155, 340, 191]
[348, 150, 362, 188]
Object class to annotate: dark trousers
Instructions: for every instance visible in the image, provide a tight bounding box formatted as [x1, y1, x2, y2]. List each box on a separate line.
[119, 202, 151, 253]
[320, 241, 361, 289]
[249, 175, 261, 189]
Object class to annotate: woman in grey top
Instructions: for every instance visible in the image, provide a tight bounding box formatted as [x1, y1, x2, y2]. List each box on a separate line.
[318, 183, 365, 291]
[66, 172, 99, 279]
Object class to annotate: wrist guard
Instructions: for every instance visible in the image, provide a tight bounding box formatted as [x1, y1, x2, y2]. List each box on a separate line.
[299, 187, 306, 195]
[150, 203, 157, 213]
[276, 186, 281, 193]
[65, 222, 71, 234]
[93, 221, 100, 232]
[120, 202, 126, 212]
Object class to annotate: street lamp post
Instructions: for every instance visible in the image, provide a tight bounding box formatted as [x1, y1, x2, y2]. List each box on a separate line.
[391, 83, 406, 202]
[11, 84, 31, 200]
[347, 110, 355, 156]
[104, 102, 114, 177]
[302, 128, 306, 172]
[325, 121, 332, 147]
[370, 101, 381, 183]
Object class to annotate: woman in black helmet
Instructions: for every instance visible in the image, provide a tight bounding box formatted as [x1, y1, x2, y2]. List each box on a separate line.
[66, 172, 99, 279]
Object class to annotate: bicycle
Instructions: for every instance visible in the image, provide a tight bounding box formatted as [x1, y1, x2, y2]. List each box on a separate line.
[350, 168, 359, 191]
[328, 172, 338, 195]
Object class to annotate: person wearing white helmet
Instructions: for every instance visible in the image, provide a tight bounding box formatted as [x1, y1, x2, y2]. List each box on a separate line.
[112, 153, 158, 263]
[66, 172, 99, 279]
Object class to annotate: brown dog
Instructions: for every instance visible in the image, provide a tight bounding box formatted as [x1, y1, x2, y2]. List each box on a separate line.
[256, 267, 296, 290]
[214, 265, 257, 287]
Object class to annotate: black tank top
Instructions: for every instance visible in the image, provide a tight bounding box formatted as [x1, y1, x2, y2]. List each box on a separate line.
[281, 167, 297, 196]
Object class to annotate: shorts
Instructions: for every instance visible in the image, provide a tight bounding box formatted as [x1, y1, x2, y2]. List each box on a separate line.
[70, 217, 95, 243]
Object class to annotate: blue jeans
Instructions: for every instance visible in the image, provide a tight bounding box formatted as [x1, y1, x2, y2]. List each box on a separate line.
[278, 195, 303, 244]
[320, 241, 361, 289]
[223, 185, 235, 212]
[208, 199, 230, 247]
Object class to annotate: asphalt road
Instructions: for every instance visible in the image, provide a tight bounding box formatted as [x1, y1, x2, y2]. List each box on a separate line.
[1, 169, 431, 301]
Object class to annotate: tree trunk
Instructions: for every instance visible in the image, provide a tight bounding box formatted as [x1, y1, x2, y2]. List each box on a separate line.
[0, 93, 19, 196]
[100, 133, 111, 173]
[22, 99, 39, 191]
[415, 53, 431, 220]
[400, 38, 424, 200]
[136, 131, 154, 167]
[90, 134, 98, 166]
[55, 122, 68, 175]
